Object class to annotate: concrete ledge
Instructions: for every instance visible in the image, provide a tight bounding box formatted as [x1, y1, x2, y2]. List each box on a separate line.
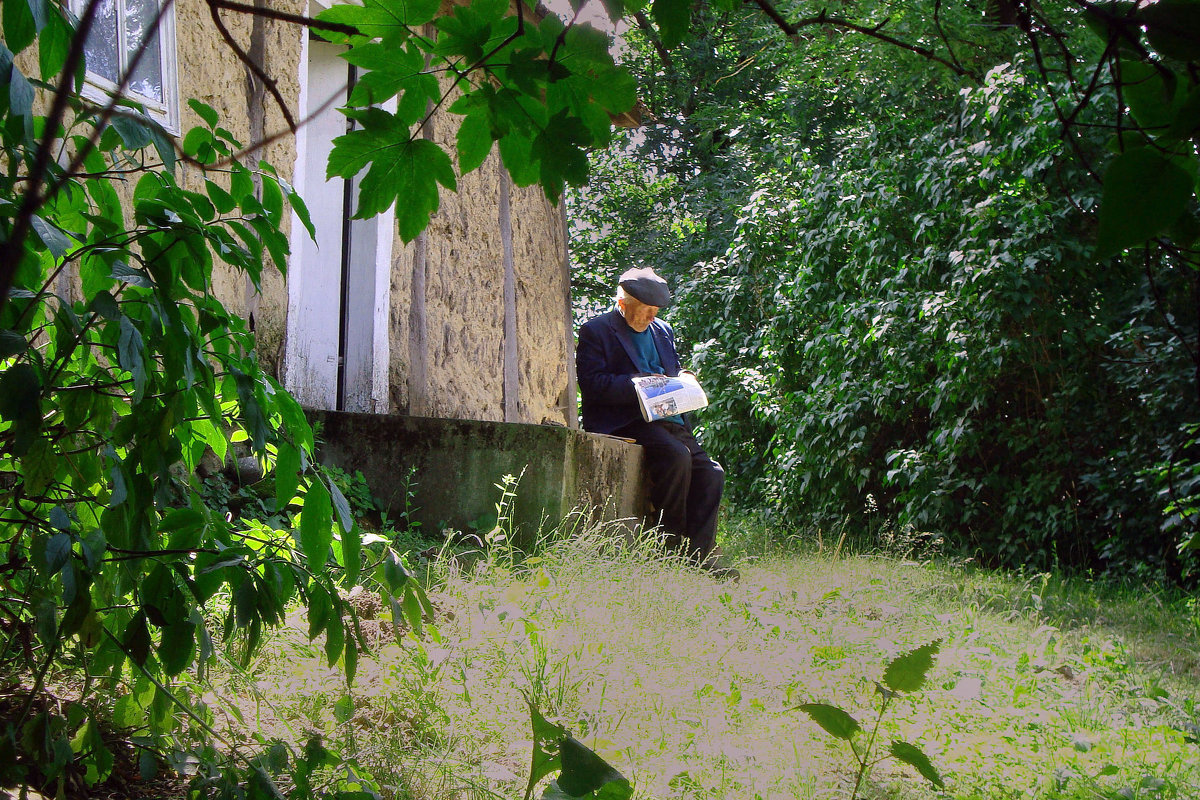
[309, 411, 647, 545]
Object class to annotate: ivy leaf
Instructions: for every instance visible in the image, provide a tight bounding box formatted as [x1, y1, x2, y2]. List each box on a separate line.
[798, 703, 861, 740]
[300, 478, 334, 573]
[1096, 148, 1193, 258]
[883, 640, 941, 693]
[889, 740, 944, 788]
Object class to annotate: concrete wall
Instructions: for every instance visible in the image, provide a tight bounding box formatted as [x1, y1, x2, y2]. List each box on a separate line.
[311, 411, 647, 545]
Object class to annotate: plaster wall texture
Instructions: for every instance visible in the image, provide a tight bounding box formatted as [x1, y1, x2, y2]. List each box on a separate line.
[174, 0, 304, 378]
[510, 185, 571, 425]
[420, 114, 507, 421]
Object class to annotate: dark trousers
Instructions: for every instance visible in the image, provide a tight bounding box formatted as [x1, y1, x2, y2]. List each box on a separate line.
[615, 419, 724, 558]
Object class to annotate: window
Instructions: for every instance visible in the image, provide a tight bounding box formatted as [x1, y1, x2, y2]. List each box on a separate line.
[72, 0, 178, 132]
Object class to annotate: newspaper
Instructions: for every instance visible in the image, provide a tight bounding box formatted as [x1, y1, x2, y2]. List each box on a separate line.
[632, 372, 709, 423]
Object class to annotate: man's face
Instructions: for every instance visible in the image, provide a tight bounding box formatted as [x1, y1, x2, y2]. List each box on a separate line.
[619, 295, 659, 333]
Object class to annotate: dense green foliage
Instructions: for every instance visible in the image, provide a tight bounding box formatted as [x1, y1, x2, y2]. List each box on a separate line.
[569, 0, 1200, 581]
[0, 4, 441, 794]
[0, 0, 668, 793]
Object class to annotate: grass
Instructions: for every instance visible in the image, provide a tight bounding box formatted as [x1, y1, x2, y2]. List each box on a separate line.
[213, 514, 1200, 799]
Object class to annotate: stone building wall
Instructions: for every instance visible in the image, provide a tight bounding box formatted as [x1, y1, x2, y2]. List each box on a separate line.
[25, 0, 576, 428]
[174, 0, 304, 379]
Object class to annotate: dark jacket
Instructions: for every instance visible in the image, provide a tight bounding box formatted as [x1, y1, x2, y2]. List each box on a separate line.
[576, 308, 683, 435]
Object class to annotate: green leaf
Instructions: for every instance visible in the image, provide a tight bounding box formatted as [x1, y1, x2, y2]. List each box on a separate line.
[528, 702, 566, 793]
[1141, 0, 1200, 61]
[889, 740, 944, 789]
[123, 612, 152, 667]
[330, 118, 456, 237]
[182, 127, 215, 164]
[262, 175, 284, 224]
[534, 110, 592, 202]
[0, 363, 42, 426]
[205, 180, 236, 214]
[324, 611, 345, 666]
[456, 111, 493, 175]
[342, 523, 361, 587]
[555, 735, 630, 797]
[883, 640, 941, 693]
[44, 532, 71, 574]
[327, 474, 354, 533]
[343, 633, 358, 685]
[798, 703, 861, 740]
[159, 620, 196, 676]
[118, 316, 147, 400]
[30, 215, 71, 257]
[400, 583, 424, 636]
[8, 62, 34, 121]
[1096, 147, 1194, 258]
[0, 330, 27, 357]
[275, 443, 302, 511]
[308, 582, 332, 640]
[318, 0, 435, 39]
[38, 9, 72, 82]
[4, 0, 36, 54]
[300, 478, 334, 573]
[651, 0, 690, 48]
[1119, 59, 1182, 131]
[188, 99, 220, 128]
[162, 507, 206, 551]
[381, 549, 412, 594]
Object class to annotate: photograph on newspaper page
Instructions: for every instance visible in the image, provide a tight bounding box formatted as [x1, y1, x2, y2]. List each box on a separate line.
[632, 372, 709, 422]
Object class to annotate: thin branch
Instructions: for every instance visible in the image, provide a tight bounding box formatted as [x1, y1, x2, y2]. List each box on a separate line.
[749, 0, 981, 82]
[211, 0, 360, 37]
[633, 10, 674, 71]
[206, 0, 298, 132]
[0, 0, 103, 315]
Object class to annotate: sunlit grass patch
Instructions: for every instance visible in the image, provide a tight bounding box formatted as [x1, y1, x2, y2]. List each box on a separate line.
[216, 515, 1200, 799]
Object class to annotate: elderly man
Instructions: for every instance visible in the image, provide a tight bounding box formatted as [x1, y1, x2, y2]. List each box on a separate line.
[576, 267, 733, 577]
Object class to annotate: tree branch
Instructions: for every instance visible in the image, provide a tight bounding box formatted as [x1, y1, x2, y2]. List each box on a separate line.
[207, 0, 298, 133]
[748, 0, 981, 83]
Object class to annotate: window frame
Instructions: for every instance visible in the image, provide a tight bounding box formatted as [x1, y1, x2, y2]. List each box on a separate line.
[70, 0, 180, 134]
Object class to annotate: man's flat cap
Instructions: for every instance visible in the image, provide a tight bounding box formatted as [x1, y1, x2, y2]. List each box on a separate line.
[619, 267, 672, 307]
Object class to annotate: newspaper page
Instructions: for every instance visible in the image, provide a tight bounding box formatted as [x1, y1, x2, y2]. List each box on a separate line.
[632, 372, 709, 423]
